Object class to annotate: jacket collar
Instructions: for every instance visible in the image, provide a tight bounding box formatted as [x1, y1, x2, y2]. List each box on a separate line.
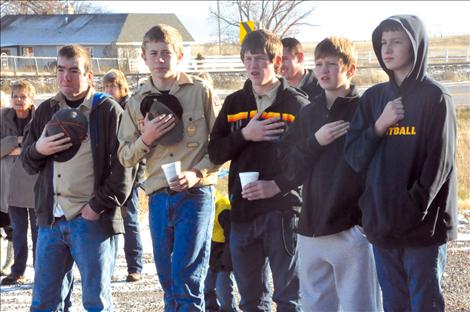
[316, 85, 359, 110]
[3, 105, 35, 120]
[140, 72, 194, 96]
[50, 87, 94, 112]
[242, 76, 290, 96]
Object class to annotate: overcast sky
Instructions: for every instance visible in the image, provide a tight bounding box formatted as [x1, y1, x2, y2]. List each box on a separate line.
[94, 1, 470, 43]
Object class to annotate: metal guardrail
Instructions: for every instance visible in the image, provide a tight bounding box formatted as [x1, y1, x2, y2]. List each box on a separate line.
[1, 49, 469, 77]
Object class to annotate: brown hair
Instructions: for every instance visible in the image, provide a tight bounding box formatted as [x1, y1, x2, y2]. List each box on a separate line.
[281, 37, 304, 57]
[102, 69, 129, 98]
[11, 80, 36, 100]
[57, 45, 92, 73]
[240, 29, 282, 67]
[314, 37, 356, 67]
[141, 24, 183, 55]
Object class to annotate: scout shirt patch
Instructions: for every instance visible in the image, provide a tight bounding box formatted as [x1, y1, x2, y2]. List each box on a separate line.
[187, 121, 197, 136]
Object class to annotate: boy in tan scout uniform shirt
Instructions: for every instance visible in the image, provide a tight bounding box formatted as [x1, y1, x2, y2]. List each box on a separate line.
[118, 24, 220, 311]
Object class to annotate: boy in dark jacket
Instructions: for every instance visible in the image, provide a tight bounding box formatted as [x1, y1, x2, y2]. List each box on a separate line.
[21, 45, 131, 311]
[208, 30, 309, 311]
[281, 37, 322, 101]
[103, 69, 144, 282]
[345, 15, 457, 312]
[282, 37, 381, 311]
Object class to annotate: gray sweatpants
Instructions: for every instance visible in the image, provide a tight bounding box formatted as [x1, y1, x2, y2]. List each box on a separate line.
[298, 226, 382, 312]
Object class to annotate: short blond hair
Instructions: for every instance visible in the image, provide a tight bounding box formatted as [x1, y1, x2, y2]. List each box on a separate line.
[102, 69, 129, 98]
[314, 37, 356, 67]
[11, 80, 36, 100]
[141, 24, 183, 55]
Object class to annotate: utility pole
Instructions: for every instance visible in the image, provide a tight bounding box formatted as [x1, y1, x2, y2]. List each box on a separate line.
[217, 0, 221, 55]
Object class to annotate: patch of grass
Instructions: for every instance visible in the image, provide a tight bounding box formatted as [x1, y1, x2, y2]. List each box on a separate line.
[457, 107, 470, 209]
[353, 68, 388, 86]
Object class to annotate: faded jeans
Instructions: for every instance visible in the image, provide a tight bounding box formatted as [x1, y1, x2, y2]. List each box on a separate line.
[149, 186, 214, 312]
[30, 216, 117, 312]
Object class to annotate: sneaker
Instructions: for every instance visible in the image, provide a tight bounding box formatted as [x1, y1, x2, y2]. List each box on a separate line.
[126, 272, 141, 282]
[1, 273, 26, 285]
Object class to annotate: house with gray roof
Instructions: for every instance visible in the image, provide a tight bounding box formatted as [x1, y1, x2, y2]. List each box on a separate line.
[0, 13, 194, 58]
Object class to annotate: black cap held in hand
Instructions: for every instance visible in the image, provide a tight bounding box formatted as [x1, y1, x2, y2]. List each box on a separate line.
[140, 93, 184, 147]
[45, 108, 88, 162]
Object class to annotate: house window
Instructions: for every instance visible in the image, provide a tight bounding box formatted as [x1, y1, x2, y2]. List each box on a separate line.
[22, 47, 34, 56]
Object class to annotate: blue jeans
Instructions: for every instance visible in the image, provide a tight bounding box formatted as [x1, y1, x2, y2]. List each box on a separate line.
[204, 269, 238, 311]
[231, 210, 301, 312]
[30, 216, 117, 312]
[149, 186, 214, 312]
[122, 187, 143, 274]
[373, 243, 447, 312]
[8, 206, 38, 276]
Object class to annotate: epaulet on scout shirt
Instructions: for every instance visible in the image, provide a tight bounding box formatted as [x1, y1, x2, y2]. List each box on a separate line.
[134, 77, 150, 96]
[227, 110, 296, 123]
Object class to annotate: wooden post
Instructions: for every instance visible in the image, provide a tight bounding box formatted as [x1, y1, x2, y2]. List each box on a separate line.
[34, 57, 39, 75]
[13, 56, 17, 76]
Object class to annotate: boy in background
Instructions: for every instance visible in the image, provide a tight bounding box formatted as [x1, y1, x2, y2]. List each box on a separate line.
[281, 37, 322, 100]
[204, 190, 238, 312]
[282, 37, 381, 311]
[0, 80, 38, 286]
[118, 24, 220, 311]
[209, 29, 309, 311]
[345, 15, 457, 311]
[103, 69, 144, 282]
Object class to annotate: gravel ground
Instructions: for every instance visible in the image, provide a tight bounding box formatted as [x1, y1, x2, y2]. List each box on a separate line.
[1, 214, 469, 312]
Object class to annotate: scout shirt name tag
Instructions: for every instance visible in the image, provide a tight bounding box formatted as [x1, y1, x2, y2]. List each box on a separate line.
[187, 117, 197, 137]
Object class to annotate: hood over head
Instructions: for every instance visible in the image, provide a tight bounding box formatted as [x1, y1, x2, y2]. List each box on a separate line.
[372, 15, 428, 85]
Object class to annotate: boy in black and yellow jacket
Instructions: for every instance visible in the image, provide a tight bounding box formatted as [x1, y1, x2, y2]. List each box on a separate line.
[208, 30, 308, 311]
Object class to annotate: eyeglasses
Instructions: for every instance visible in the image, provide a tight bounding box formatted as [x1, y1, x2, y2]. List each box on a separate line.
[12, 95, 29, 100]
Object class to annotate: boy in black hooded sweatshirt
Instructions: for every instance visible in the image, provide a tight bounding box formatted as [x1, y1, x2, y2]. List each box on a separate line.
[345, 15, 457, 312]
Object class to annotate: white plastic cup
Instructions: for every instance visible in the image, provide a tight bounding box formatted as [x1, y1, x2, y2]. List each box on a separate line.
[161, 161, 181, 183]
[239, 171, 259, 189]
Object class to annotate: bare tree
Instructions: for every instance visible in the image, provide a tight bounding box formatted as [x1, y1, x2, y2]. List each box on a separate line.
[210, 0, 317, 42]
[0, 0, 104, 17]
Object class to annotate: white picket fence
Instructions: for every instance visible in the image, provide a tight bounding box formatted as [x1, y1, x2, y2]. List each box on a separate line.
[185, 50, 470, 72]
[1, 49, 469, 76]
